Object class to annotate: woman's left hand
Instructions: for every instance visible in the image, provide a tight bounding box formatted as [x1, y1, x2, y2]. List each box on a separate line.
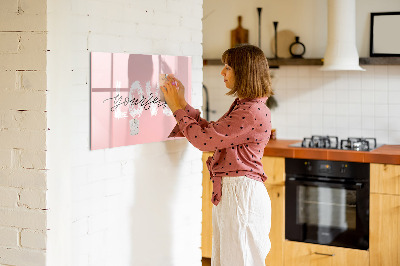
[160, 76, 184, 113]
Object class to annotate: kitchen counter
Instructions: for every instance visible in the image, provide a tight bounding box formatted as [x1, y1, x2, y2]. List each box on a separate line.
[263, 139, 400, 165]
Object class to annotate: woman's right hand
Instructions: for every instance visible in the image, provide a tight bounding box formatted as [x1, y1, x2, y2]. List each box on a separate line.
[168, 76, 187, 109]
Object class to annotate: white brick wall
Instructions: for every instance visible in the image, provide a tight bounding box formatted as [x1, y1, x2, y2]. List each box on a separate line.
[0, 0, 48, 265]
[21, 229, 47, 250]
[47, 1, 203, 266]
[2, 0, 204, 265]
[0, 187, 19, 208]
[0, 227, 19, 247]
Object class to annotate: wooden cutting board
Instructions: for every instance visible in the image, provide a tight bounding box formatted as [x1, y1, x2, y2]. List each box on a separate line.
[231, 16, 249, 48]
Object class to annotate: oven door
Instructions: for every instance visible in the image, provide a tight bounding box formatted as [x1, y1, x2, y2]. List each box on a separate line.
[285, 177, 369, 250]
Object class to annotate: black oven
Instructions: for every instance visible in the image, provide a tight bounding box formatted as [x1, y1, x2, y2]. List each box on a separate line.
[285, 158, 369, 250]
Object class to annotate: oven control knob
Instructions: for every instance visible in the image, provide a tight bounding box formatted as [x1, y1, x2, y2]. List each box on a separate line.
[340, 164, 347, 174]
[304, 161, 312, 171]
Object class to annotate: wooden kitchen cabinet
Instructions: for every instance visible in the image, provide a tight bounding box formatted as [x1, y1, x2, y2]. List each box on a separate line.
[370, 193, 400, 266]
[261, 156, 285, 186]
[370, 163, 400, 266]
[201, 154, 286, 266]
[202, 152, 213, 258]
[370, 163, 400, 195]
[264, 184, 285, 266]
[284, 241, 369, 266]
[262, 156, 285, 266]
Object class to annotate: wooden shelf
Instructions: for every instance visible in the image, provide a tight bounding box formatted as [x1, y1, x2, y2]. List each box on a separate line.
[203, 57, 400, 67]
[202, 59, 223, 66]
[268, 58, 322, 67]
[359, 57, 400, 65]
[203, 58, 323, 67]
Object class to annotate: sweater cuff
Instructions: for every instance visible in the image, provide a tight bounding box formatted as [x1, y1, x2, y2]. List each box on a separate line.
[167, 108, 187, 138]
[184, 103, 198, 117]
[173, 108, 187, 122]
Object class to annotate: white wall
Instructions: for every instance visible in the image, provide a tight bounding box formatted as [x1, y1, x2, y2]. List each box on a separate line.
[0, 0, 48, 265]
[204, 65, 400, 144]
[271, 65, 400, 144]
[203, 0, 400, 145]
[47, 0, 203, 266]
[203, 0, 400, 58]
[204, 0, 326, 59]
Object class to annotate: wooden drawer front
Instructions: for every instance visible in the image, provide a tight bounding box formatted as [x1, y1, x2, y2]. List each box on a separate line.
[370, 193, 400, 266]
[370, 163, 400, 195]
[262, 156, 285, 185]
[284, 241, 369, 266]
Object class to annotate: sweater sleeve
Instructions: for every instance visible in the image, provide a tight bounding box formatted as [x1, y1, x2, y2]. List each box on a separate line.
[168, 103, 210, 138]
[172, 106, 257, 152]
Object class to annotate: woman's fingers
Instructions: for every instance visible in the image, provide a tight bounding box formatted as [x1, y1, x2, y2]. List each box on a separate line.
[160, 75, 185, 113]
[160, 82, 168, 93]
[176, 78, 184, 90]
[162, 79, 179, 102]
[160, 86, 166, 96]
[165, 78, 179, 95]
[166, 76, 185, 105]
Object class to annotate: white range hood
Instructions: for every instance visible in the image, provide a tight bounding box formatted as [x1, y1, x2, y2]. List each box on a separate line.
[320, 0, 365, 71]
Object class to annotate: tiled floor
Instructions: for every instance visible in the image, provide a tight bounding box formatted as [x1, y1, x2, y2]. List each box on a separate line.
[202, 257, 211, 266]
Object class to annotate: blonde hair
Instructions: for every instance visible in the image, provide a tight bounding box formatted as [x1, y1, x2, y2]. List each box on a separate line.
[221, 44, 273, 99]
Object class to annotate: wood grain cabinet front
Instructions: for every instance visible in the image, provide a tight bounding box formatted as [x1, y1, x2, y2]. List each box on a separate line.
[370, 163, 400, 195]
[370, 193, 400, 266]
[262, 156, 285, 266]
[284, 241, 369, 266]
[201, 152, 213, 258]
[370, 163, 400, 266]
[264, 184, 284, 266]
[261, 156, 285, 186]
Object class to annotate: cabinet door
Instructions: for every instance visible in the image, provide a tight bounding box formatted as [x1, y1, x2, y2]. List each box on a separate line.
[284, 241, 369, 266]
[264, 185, 284, 266]
[261, 156, 285, 185]
[370, 163, 400, 195]
[370, 193, 400, 266]
[202, 152, 213, 258]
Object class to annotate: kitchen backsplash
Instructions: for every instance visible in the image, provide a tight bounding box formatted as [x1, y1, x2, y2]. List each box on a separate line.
[203, 65, 400, 144]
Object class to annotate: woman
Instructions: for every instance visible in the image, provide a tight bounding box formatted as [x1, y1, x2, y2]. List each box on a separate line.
[162, 44, 273, 266]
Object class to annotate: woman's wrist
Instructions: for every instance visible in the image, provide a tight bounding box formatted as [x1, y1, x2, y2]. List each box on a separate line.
[180, 100, 188, 110]
[171, 103, 184, 114]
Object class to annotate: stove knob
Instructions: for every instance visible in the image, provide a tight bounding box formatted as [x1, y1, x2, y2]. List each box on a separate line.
[340, 164, 347, 174]
[305, 162, 312, 171]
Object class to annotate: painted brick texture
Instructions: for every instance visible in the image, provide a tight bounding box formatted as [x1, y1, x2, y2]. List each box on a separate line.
[46, 0, 203, 266]
[2, 0, 203, 265]
[0, 0, 48, 265]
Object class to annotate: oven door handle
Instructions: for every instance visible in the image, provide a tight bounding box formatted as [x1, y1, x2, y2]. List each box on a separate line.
[286, 177, 364, 189]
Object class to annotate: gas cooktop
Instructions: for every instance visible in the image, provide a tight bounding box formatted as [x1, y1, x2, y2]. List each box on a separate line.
[289, 135, 383, 151]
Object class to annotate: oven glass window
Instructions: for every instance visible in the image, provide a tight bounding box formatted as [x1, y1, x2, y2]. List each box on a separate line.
[297, 186, 356, 230]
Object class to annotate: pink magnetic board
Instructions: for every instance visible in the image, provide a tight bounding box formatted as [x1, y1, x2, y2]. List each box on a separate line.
[90, 52, 192, 150]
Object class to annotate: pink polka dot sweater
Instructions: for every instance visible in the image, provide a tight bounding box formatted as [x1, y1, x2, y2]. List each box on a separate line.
[168, 97, 271, 206]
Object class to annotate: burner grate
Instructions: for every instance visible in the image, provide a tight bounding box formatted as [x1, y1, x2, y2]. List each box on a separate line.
[301, 135, 339, 149]
[340, 137, 377, 151]
[296, 136, 378, 151]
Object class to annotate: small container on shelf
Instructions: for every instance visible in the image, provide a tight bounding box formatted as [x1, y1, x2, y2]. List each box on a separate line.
[270, 129, 277, 140]
[289, 36, 306, 58]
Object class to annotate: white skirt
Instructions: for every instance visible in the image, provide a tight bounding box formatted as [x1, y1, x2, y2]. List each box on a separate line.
[212, 176, 271, 266]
